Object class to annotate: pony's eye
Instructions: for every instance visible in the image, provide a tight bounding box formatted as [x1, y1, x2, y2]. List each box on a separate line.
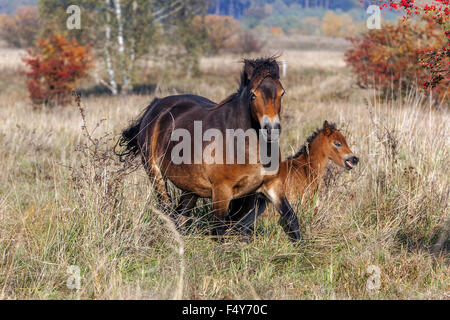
[251, 93, 256, 101]
[281, 91, 286, 97]
[334, 142, 342, 147]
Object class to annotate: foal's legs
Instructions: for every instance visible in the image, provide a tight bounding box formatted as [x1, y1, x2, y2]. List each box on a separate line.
[260, 180, 302, 242]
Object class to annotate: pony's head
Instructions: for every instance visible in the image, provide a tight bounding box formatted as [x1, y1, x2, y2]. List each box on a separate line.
[320, 121, 359, 170]
[241, 57, 284, 141]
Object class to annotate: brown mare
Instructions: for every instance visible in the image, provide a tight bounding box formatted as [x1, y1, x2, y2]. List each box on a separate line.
[118, 58, 302, 241]
[228, 121, 359, 237]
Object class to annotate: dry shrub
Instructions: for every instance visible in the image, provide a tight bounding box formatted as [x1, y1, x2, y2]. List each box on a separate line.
[0, 6, 39, 48]
[64, 95, 185, 298]
[71, 95, 132, 212]
[228, 31, 265, 54]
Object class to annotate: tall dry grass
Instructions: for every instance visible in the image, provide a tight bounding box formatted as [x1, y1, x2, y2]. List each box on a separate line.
[0, 49, 448, 299]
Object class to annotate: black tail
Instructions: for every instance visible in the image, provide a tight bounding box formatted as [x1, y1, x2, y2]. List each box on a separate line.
[115, 97, 160, 162]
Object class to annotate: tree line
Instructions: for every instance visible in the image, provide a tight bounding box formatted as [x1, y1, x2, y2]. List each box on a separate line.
[207, 0, 362, 18]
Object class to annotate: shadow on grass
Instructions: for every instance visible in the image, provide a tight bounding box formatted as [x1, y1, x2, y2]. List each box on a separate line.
[395, 223, 450, 257]
[75, 83, 157, 97]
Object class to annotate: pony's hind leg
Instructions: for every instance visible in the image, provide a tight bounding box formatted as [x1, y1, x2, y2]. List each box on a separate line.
[143, 158, 172, 210]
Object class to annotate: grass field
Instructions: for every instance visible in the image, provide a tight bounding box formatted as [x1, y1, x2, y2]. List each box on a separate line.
[0, 46, 448, 299]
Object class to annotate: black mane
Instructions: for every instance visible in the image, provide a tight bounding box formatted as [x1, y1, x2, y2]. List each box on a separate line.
[239, 56, 280, 90]
[218, 57, 280, 106]
[288, 122, 337, 160]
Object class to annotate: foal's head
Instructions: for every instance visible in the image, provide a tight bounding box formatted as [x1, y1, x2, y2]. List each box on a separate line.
[320, 121, 359, 170]
[241, 58, 285, 141]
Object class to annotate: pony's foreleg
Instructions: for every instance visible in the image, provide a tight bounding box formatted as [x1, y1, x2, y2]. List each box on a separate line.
[228, 194, 267, 241]
[210, 186, 232, 240]
[261, 181, 302, 242]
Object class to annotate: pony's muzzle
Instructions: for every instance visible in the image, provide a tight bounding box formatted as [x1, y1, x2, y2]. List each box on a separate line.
[344, 154, 359, 170]
[261, 117, 281, 142]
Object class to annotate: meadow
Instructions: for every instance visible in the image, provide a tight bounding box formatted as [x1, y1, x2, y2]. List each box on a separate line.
[0, 42, 448, 299]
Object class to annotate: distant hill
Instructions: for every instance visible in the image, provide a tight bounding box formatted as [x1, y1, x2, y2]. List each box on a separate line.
[0, 0, 37, 14]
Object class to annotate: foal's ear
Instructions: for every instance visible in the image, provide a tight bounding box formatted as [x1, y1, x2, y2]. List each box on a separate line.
[244, 60, 256, 82]
[323, 120, 332, 136]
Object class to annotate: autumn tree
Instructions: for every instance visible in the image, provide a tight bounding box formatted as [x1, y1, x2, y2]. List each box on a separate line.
[374, 0, 449, 90]
[345, 18, 448, 102]
[322, 11, 361, 38]
[0, 6, 40, 48]
[23, 34, 92, 106]
[192, 14, 240, 54]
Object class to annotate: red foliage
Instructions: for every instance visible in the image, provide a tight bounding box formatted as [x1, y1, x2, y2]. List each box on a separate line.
[373, 0, 449, 90]
[23, 34, 92, 106]
[345, 18, 449, 102]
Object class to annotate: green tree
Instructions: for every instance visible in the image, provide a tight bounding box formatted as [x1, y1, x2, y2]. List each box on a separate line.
[161, 0, 210, 77]
[38, 0, 208, 94]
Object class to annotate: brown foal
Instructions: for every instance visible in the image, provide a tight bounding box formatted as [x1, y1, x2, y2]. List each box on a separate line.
[228, 121, 359, 238]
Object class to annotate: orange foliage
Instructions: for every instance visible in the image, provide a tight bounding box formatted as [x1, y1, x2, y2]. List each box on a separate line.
[269, 26, 284, 36]
[0, 6, 39, 48]
[193, 14, 240, 54]
[23, 34, 93, 106]
[322, 11, 360, 38]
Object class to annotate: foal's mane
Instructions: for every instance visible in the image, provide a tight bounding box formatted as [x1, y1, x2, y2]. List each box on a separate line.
[216, 56, 280, 107]
[288, 122, 337, 160]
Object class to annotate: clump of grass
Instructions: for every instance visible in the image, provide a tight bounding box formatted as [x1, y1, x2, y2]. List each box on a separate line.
[0, 50, 448, 299]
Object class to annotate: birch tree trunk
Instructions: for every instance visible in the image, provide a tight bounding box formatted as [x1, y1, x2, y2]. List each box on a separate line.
[105, 0, 118, 95]
[127, 0, 137, 83]
[215, 0, 220, 15]
[114, 0, 131, 94]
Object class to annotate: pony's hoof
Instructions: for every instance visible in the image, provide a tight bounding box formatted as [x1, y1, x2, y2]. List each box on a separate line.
[211, 227, 227, 243]
[211, 235, 225, 243]
[239, 234, 253, 244]
[292, 238, 306, 249]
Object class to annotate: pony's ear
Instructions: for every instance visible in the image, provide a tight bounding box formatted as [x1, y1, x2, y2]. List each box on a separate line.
[244, 60, 255, 82]
[323, 120, 332, 136]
